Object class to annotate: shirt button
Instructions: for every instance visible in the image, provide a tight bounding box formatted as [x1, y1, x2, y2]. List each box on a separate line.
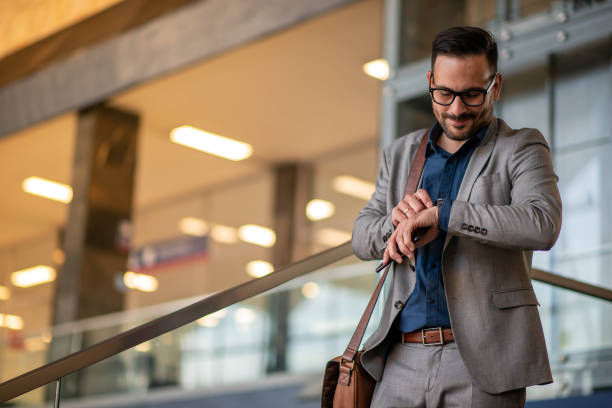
[394, 301, 404, 309]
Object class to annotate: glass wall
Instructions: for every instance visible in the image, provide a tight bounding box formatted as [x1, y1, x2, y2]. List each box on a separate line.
[0, 114, 76, 393]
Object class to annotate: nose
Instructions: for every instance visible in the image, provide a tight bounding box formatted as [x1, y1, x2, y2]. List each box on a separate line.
[448, 95, 468, 116]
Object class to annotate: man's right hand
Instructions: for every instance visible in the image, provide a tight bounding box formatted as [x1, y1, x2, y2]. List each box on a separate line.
[385, 189, 434, 265]
[391, 189, 434, 226]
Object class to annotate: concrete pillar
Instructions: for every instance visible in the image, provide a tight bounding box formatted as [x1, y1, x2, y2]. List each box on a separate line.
[48, 104, 139, 398]
[266, 163, 313, 373]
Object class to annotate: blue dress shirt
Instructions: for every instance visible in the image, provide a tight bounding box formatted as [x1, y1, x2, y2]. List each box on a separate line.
[398, 122, 487, 332]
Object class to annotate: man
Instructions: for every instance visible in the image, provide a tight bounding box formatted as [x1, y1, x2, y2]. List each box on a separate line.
[351, 26, 562, 407]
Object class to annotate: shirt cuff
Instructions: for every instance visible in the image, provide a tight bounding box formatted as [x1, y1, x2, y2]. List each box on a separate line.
[438, 199, 453, 232]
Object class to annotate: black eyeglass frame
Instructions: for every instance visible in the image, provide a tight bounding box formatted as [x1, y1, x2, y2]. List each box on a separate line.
[429, 73, 498, 107]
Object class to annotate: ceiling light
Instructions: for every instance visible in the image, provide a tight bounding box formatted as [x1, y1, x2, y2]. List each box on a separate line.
[363, 59, 390, 80]
[210, 224, 238, 244]
[170, 125, 253, 161]
[301, 282, 320, 299]
[246, 260, 274, 278]
[179, 217, 209, 237]
[123, 271, 158, 292]
[134, 342, 151, 353]
[11, 265, 56, 288]
[25, 337, 47, 352]
[41, 332, 53, 343]
[22, 177, 73, 203]
[238, 224, 276, 247]
[0, 314, 24, 330]
[306, 199, 335, 221]
[315, 228, 352, 247]
[197, 309, 227, 327]
[332, 175, 376, 201]
[234, 308, 256, 325]
[0, 286, 10, 300]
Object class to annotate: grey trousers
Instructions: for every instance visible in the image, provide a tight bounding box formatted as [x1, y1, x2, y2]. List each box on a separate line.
[370, 341, 526, 408]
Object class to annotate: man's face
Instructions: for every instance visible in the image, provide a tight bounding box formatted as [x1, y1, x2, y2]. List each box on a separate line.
[427, 54, 502, 141]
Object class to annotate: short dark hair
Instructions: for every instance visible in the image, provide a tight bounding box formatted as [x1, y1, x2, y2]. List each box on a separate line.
[431, 26, 498, 74]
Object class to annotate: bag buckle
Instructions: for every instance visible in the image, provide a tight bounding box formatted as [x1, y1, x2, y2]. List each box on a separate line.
[339, 357, 354, 371]
[422, 327, 444, 346]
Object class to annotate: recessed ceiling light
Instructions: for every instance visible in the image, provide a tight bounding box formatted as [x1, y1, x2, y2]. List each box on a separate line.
[210, 224, 238, 244]
[234, 308, 256, 325]
[246, 260, 274, 278]
[123, 271, 158, 292]
[134, 342, 151, 353]
[238, 224, 276, 247]
[22, 177, 73, 203]
[197, 310, 227, 327]
[179, 217, 209, 237]
[306, 199, 335, 221]
[332, 175, 376, 201]
[315, 228, 352, 247]
[301, 282, 320, 299]
[11, 265, 56, 288]
[24, 337, 47, 352]
[363, 59, 390, 80]
[0, 286, 10, 300]
[170, 125, 253, 161]
[0, 314, 24, 330]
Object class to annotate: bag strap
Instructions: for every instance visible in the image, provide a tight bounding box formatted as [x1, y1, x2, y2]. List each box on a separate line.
[338, 130, 429, 383]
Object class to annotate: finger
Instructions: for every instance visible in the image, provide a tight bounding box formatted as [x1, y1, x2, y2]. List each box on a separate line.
[396, 236, 410, 256]
[405, 248, 414, 260]
[387, 232, 403, 263]
[402, 227, 416, 252]
[401, 206, 416, 218]
[405, 194, 426, 214]
[383, 248, 389, 265]
[391, 207, 408, 226]
[415, 189, 434, 208]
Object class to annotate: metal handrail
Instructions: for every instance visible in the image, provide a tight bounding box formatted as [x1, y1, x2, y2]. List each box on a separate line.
[1, 242, 611, 402]
[0, 243, 353, 402]
[532, 268, 612, 302]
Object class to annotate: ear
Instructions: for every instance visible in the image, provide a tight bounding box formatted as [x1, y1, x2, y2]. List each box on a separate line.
[493, 73, 503, 100]
[426, 71, 432, 85]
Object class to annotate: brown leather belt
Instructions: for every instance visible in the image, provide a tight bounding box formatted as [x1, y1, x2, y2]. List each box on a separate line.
[401, 327, 454, 345]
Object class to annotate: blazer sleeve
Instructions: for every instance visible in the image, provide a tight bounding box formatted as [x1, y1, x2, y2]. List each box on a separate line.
[351, 146, 396, 260]
[448, 129, 562, 250]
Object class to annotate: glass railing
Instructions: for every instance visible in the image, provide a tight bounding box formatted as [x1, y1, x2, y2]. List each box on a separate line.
[527, 281, 612, 403]
[1, 243, 611, 406]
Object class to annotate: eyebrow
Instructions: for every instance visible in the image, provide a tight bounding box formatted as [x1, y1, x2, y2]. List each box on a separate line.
[431, 82, 487, 92]
[430, 74, 495, 92]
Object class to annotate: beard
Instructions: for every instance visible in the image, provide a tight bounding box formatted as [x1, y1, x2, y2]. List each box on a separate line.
[435, 107, 493, 141]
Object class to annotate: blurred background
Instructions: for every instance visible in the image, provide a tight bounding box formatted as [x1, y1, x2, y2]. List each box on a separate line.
[0, 0, 611, 406]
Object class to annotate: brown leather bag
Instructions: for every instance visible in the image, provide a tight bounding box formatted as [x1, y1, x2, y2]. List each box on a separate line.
[321, 132, 429, 408]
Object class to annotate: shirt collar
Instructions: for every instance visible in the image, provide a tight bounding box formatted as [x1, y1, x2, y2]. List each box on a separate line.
[426, 121, 488, 157]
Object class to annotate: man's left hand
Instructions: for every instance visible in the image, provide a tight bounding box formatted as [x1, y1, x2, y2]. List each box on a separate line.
[382, 206, 440, 264]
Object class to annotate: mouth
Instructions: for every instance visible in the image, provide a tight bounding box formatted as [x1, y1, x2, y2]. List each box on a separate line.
[448, 118, 469, 128]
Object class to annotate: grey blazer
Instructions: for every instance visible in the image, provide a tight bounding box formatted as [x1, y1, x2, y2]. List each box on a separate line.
[351, 118, 562, 394]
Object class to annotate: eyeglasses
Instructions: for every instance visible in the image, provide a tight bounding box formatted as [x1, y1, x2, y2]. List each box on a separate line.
[429, 73, 497, 107]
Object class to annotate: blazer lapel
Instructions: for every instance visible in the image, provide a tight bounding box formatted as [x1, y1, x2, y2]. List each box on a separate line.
[443, 118, 500, 250]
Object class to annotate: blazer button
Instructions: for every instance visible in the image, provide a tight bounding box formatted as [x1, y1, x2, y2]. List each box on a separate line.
[481, 228, 488, 235]
[461, 223, 468, 230]
[474, 227, 481, 233]
[394, 301, 404, 309]
[467, 225, 474, 232]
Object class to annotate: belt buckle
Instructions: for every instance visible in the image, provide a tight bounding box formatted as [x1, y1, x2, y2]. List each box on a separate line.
[422, 327, 444, 346]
